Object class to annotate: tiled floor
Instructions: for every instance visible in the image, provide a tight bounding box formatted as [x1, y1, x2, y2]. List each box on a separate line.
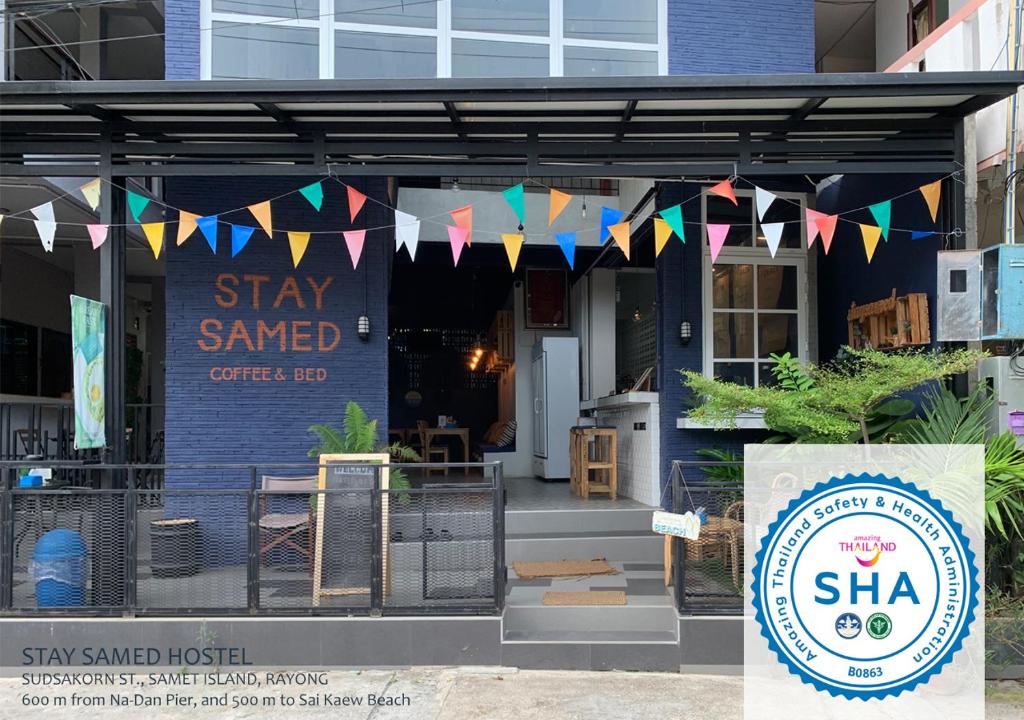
[506, 561, 672, 608]
[505, 476, 655, 512]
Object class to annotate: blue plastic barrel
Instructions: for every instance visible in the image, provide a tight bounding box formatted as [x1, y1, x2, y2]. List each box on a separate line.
[32, 529, 88, 607]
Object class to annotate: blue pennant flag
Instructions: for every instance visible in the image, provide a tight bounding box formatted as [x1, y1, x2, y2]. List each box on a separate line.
[556, 231, 576, 269]
[231, 224, 255, 257]
[910, 230, 937, 240]
[196, 216, 219, 253]
[600, 206, 624, 242]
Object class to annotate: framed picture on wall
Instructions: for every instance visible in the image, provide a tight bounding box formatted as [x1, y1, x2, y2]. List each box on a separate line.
[525, 268, 569, 329]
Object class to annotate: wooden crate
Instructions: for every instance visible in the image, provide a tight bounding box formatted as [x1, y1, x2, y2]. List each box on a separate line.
[848, 289, 930, 350]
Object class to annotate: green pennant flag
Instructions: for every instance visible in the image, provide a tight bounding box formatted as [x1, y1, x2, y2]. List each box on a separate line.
[502, 183, 526, 224]
[660, 204, 686, 243]
[127, 191, 150, 223]
[869, 200, 891, 241]
[299, 181, 324, 211]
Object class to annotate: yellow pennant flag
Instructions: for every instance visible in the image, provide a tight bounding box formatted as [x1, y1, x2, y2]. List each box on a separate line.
[608, 221, 631, 261]
[248, 200, 273, 237]
[653, 217, 672, 258]
[548, 189, 572, 226]
[919, 180, 941, 223]
[859, 224, 882, 263]
[79, 178, 102, 211]
[288, 231, 311, 268]
[501, 233, 524, 271]
[177, 210, 199, 246]
[141, 222, 165, 259]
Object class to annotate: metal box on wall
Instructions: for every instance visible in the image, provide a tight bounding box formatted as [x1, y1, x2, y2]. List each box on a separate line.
[982, 244, 1024, 340]
[936, 250, 982, 341]
[937, 246, 1024, 341]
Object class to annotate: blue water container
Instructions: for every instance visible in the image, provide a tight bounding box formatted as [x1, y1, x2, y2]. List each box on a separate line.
[31, 529, 88, 607]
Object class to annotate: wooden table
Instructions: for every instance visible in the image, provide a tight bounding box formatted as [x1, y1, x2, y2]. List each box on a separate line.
[420, 427, 470, 470]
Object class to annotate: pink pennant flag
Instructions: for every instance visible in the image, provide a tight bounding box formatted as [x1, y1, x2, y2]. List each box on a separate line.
[343, 229, 366, 269]
[87, 224, 108, 249]
[447, 224, 469, 266]
[347, 186, 367, 222]
[707, 223, 730, 264]
[817, 214, 839, 254]
[805, 208, 827, 248]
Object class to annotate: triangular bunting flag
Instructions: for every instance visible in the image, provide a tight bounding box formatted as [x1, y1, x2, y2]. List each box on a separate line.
[709, 179, 738, 206]
[196, 216, 219, 254]
[608, 221, 631, 261]
[556, 231, 576, 270]
[343, 229, 366, 269]
[501, 233, 524, 271]
[248, 201, 273, 237]
[299, 181, 324, 211]
[869, 200, 891, 241]
[127, 191, 150, 223]
[660, 204, 685, 243]
[141, 222, 165, 259]
[395, 210, 420, 260]
[87, 224, 108, 250]
[707, 223, 731, 264]
[231, 224, 255, 257]
[805, 208, 826, 247]
[31, 201, 54, 224]
[450, 205, 473, 245]
[31, 203, 56, 252]
[911, 230, 937, 240]
[817, 214, 839, 255]
[762, 222, 785, 258]
[502, 183, 526, 225]
[177, 210, 199, 246]
[288, 231, 311, 268]
[447, 224, 469, 267]
[347, 186, 367, 222]
[653, 218, 672, 258]
[600, 206, 624, 241]
[79, 178, 102, 211]
[919, 180, 942, 223]
[755, 186, 776, 222]
[548, 189, 572, 225]
[859, 224, 882, 263]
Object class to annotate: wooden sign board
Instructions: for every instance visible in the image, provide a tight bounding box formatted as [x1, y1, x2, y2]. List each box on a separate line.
[312, 453, 390, 606]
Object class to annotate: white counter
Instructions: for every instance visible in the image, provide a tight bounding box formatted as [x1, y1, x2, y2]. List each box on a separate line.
[580, 391, 659, 412]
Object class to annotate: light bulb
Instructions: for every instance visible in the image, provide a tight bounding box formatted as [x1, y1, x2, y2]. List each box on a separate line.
[581, 197, 587, 219]
[451, 178, 460, 192]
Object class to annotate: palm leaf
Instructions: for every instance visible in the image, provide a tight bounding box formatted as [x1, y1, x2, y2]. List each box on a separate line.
[307, 423, 345, 457]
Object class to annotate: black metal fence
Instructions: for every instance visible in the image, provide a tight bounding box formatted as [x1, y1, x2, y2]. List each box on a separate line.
[671, 460, 744, 615]
[0, 461, 505, 616]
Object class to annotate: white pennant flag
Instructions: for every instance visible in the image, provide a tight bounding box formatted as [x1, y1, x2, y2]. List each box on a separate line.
[31, 202, 57, 252]
[395, 209, 420, 261]
[755, 187, 777, 223]
[762, 222, 785, 258]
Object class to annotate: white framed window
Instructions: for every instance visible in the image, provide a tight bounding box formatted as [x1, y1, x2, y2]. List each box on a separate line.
[201, 0, 667, 80]
[700, 188, 811, 387]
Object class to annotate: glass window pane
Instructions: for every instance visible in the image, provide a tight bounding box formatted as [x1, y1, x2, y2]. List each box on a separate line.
[564, 46, 658, 77]
[212, 22, 318, 80]
[453, 0, 548, 35]
[712, 264, 753, 309]
[708, 194, 753, 246]
[452, 39, 549, 78]
[758, 314, 799, 358]
[565, 0, 658, 43]
[757, 265, 798, 310]
[214, 0, 319, 19]
[713, 312, 754, 359]
[336, 0, 436, 28]
[758, 197, 802, 249]
[335, 31, 436, 78]
[714, 362, 754, 387]
[759, 362, 780, 387]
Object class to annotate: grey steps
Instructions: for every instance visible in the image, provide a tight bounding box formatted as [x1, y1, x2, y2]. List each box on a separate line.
[503, 629, 678, 643]
[505, 507, 653, 535]
[499, 640, 681, 671]
[506, 533, 662, 563]
[503, 604, 678, 635]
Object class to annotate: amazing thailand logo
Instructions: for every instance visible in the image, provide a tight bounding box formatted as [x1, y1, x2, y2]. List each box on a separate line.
[751, 473, 978, 700]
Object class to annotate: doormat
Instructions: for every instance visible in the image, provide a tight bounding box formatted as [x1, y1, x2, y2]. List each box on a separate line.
[512, 558, 619, 579]
[543, 591, 626, 606]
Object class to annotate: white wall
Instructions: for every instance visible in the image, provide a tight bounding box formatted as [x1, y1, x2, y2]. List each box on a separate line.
[572, 268, 616, 402]
[876, 0, 911, 70]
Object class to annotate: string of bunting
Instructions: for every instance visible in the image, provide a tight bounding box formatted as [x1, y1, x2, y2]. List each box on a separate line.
[0, 172, 953, 270]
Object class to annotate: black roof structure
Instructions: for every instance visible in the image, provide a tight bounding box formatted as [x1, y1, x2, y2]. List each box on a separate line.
[1, 72, 1021, 177]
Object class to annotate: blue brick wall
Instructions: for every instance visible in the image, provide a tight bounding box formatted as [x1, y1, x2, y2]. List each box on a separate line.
[667, 0, 815, 74]
[165, 0, 200, 79]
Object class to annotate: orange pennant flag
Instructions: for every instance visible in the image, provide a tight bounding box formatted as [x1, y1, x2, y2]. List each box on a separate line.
[608, 221, 631, 261]
[653, 217, 672, 258]
[141, 222, 165, 259]
[450, 205, 473, 245]
[919, 180, 941, 223]
[817, 214, 839, 255]
[248, 201, 273, 237]
[347, 186, 367, 222]
[288, 231, 311, 268]
[502, 233, 524, 271]
[548, 189, 572, 226]
[859, 224, 882, 263]
[709, 179, 738, 206]
[177, 210, 199, 246]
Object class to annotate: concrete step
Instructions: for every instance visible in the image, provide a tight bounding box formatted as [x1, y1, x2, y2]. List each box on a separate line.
[505, 507, 654, 535]
[502, 629, 678, 643]
[503, 603, 678, 636]
[505, 532, 662, 563]
[499, 638, 680, 671]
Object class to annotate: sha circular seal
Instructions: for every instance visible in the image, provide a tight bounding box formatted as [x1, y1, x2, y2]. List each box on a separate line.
[751, 473, 978, 700]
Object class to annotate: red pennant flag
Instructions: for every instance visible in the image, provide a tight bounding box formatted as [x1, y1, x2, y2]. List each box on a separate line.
[817, 214, 839, 255]
[805, 208, 827, 248]
[708, 179, 738, 206]
[450, 205, 473, 246]
[343, 229, 366, 269]
[347, 186, 367, 222]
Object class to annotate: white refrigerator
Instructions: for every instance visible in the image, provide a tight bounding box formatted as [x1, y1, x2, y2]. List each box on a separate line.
[531, 337, 580, 479]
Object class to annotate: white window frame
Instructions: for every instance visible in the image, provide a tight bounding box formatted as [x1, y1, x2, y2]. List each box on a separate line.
[700, 187, 811, 387]
[200, 0, 667, 80]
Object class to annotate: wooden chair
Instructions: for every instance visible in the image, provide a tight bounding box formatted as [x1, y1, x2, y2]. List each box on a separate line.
[416, 420, 448, 476]
[259, 475, 318, 565]
[569, 426, 617, 499]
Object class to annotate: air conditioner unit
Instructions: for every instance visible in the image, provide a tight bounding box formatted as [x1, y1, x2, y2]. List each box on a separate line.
[937, 246, 1024, 341]
[978, 356, 1024, 436]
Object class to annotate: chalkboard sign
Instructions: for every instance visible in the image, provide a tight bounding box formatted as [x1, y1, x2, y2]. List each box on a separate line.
[312, 453, 390, 606]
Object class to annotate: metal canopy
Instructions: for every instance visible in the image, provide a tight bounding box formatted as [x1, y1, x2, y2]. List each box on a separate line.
[1, 72, 1021, 177]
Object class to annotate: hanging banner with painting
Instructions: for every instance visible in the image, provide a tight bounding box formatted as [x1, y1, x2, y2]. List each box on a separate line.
[70, 295, 106, 450]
